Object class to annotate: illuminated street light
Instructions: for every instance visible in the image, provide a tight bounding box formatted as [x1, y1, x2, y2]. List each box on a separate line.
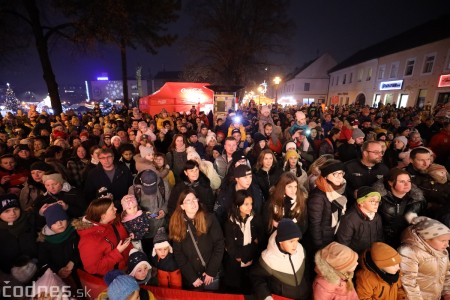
[273, 76, 281, 104]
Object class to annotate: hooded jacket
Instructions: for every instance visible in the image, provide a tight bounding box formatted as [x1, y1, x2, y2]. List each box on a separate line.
[313, 251, 359, 300]
[72, 217, 132, 276]
[398, 226, 450, 300]
[250, 230, 309, 300]
[356, 250, 406, 300]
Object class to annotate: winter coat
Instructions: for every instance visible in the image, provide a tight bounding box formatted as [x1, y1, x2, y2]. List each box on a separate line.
[337, 142, 362, 162]
[344, 159, 389, 204]
[66, 158, 89, 188]
[282, 161, 308, 192]
[37, 225, 81, 274]
[319, 138, 336, 157]
[250, 230, 310, 300]
[34, 184, 86, 229]
[213, 152, 233, 180]
[19, 178, 46, 212]
[0, 166, 28, 191]
[0, 211, 38, 273]
[398, 226, 450, 300]
[165, 150, 187, 183]
[373, 179, 426, 247]
[72, 217, 132, 276]
[84, 162, 134, 207]
[172, 213, 224, 288]
[253, 165, 283, 201]
[198, 160, 221, 190]
[307, 187, 346, 251]
[223, 214, 264, 288]
[335, 205, 384, 254]
[355, 250, 406, 300]
[167, 172, 214, 216]
[313, 251, 359, 300]
[127, 171, 169, 238]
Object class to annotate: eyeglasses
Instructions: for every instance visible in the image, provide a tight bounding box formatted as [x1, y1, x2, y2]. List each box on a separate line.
[365, 150, 384, 155]
[99, 156, 114, 160]
[331, 171, 345, 177]
[183, 198, 199, 205]
[368, 200, 381, 205]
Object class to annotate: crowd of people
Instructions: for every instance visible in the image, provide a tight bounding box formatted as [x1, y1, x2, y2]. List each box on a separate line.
[1, 100, 450, 299]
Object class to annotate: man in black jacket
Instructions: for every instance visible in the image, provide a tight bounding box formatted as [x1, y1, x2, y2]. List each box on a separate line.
[344, 141, 389, 206]
[84, 148, 133, 209]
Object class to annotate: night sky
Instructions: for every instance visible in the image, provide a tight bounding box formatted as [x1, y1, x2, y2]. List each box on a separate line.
[1, 0, 450, 99]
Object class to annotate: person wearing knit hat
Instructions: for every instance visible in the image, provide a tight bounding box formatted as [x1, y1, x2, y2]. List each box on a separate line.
[0, 194, 39, 281]
[102, 270, 142, 300]
[42, 173, 65, 186]
[335, 186, 383, 253]
[398, 216, 450, 299]
[356, 242, 404, 299]
[309, 159, 348, 251]
[127, 248, 152, 284]
[43, 203, 68, 231]
[285, 141, 297, 152]
[351, 128, 365, 142]
[284, 149, 299, 161]
[186, 146, 221, 190]
[313, 242, 359, 299]
[150, 227, 182, 289]
[120, 194, 151, 251]
[250, 218, 310, 300]
[384, 135, 410, 169]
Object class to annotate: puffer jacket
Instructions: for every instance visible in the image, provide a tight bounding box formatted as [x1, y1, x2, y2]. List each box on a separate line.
[313, 251, 359, 300]
[335, 205, 384, 254]
[251, 230, 310, 300]
[398, 226, 450, 300]
[72, 217, 132, 276]
[355, 250, 406, 300]
[373, 179, 426, 247]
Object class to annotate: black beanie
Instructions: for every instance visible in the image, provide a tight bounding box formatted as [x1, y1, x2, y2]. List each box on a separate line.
[320, 160, 344, 177]
[276, 218, 302, 243]
[30, 161, 54, 172]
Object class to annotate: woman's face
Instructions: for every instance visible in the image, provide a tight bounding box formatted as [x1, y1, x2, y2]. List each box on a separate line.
[288, 156, 298, 168]
[44, 179, 62, 194]
[0, 207, 20, 223]
[92, 149, 101, 161]
[100, 203, 117, 224]
[394, 139, 405, 150]
[134, 264, 149, 280]
[34, 140, 43, 151]
[326, 170, 345, 186]
[262, 153, 274, 169]
[184, 166, 199, 182]
[113, 139, 121, 147]
[175, 136, 184, 148]
[18, 150, 30, 159]
[51, 220, 68, 234]
[390, 174, 411, 195]
[31, 170, 45, 182]
[285, 181, 298, 199]
[77, 147, 87, 159]
[208, 138, 217, 147]
[181, 193, 199, 216]
[239, 197, 253, 218]
[310, 129, 317, 138]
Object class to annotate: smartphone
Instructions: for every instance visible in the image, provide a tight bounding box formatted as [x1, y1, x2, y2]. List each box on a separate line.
[149, 212, 158, 218]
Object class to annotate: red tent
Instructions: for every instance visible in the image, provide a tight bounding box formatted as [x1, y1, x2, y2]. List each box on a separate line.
[139, 82, 214, 116]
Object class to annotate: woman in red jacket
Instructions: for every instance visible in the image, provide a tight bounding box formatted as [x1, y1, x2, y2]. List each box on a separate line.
[73, 197, 132, 276]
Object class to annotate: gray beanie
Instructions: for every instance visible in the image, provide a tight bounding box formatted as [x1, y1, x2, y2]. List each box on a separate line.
[352, 128, 365, 140]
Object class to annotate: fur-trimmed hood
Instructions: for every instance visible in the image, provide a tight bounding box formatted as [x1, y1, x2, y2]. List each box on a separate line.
[314, 250, 344, 285]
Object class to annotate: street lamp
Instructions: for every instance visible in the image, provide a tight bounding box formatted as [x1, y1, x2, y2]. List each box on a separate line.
[273, 76, 281, 105]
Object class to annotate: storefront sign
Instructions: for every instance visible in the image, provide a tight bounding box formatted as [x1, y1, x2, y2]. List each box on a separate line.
[379, 80, 403, 90]
[438, 74, 450, 87]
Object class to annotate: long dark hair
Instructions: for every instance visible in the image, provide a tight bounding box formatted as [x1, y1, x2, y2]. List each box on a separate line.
[229, 189, 252, 224]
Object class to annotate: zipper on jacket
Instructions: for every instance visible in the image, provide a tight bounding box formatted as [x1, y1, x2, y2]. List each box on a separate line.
[378, 286, 384, 298]
[288, 255, 298, 287]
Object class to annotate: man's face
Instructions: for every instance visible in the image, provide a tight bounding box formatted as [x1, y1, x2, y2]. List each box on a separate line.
[98, 153, 114, 169]
[362, 121, 371, 128]
[296, 112, 306, 125]
[1, 158, 15, 170]
[264, 126, 273, 137]
[232, 133, 241, 142]
[279, 238, 300, 255]
[0, 133, 7, 142]
[189, 135, 198, 143]
[363, 143, 383, 165]
[201, 128, 208, 136]
[235, 174, 252, 190]
[412, 152, 431, 172]
[355, 137, 365, 145]
[224, 140, 237, 156]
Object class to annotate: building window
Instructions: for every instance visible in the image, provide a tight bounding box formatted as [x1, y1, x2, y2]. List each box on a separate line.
[366, 68, 372, 81]
[349, 73, 353, 83]
[422, 54, 435, 74]
[377, 65, 385, 80]
[343, 74, 347, 84]
[404, 58, 415, 76]
[389, 62, 399, 78]
[304, 82, 310, 91]
[357, 69, 363, 82]
[444, 49, 450, 71]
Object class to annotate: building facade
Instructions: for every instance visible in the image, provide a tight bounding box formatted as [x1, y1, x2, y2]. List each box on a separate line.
[277, 53, 337, 106]
[328, 16, 450, 108]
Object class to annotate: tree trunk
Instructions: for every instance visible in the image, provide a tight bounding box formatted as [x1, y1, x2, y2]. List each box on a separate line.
[22, 0, 62, 115]
[120, 38, 129, 108]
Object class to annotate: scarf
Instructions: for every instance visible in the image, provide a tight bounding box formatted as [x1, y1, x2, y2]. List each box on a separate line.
[315, 176, 347, 229]
[91, 158, 99, 165]
[365, 251, 399, 285]
[44, 225, 75, 244]
[232, 214, 254, 246]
